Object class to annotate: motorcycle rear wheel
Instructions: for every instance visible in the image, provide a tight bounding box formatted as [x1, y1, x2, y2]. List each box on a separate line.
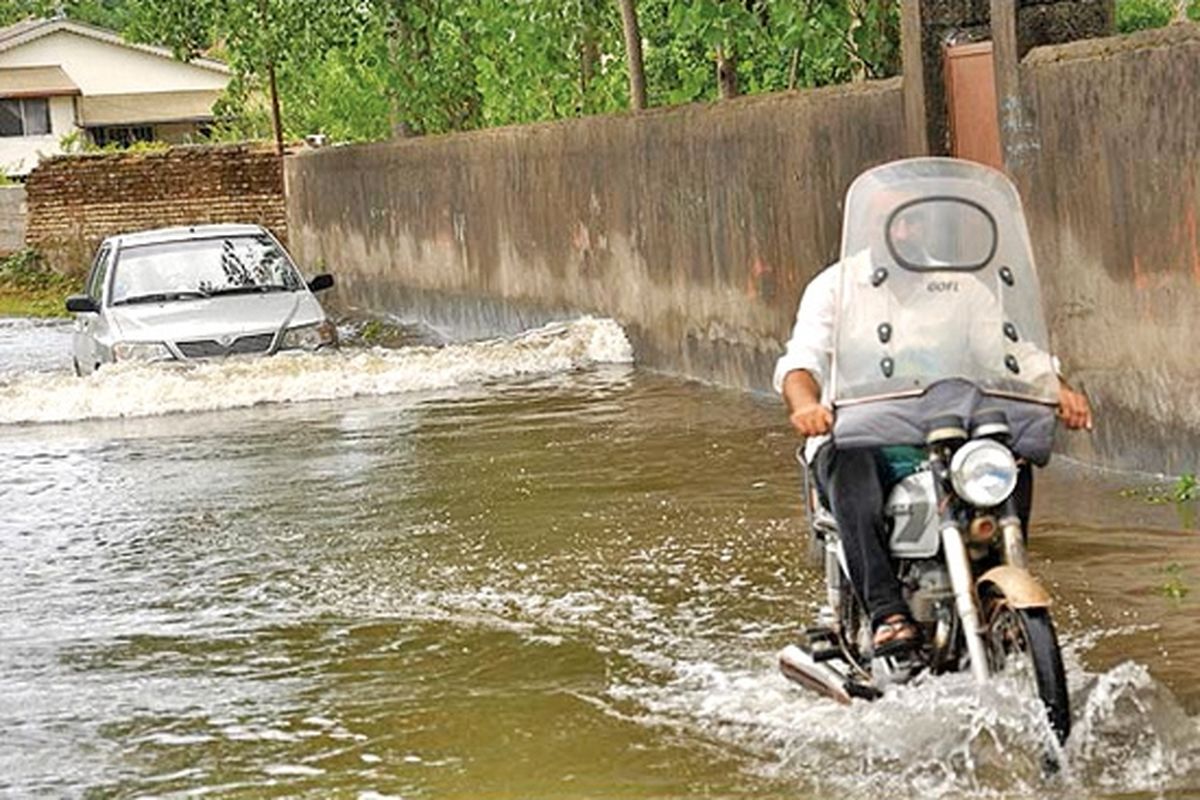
[986, 603, 1071, 744]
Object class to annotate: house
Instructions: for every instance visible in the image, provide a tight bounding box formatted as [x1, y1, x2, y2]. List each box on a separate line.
[0, 17, 230, 177]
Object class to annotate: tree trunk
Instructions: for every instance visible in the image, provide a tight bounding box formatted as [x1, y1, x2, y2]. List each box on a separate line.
[617, 0, 647, 111]
[267, 60, 284, 156]
[258, 0, 284, 156]
[1174, 0, 1189, 23]
[716, 46, 738, 99]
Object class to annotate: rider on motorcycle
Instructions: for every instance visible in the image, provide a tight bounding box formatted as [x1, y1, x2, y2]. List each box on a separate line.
[776, 183, 1093, 657]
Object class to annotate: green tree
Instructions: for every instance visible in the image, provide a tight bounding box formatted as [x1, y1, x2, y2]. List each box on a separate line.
[126, 0, 366, 150]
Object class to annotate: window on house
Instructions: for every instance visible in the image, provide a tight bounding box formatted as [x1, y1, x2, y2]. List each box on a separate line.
[0, 98, 51, 137]
[90, 125, 155, 148]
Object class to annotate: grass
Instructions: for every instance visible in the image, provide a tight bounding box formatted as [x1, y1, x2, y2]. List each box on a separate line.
[1159, 562, 1190, 600]
[0, 250, 79, 318]
[1120, 472, 1199, 506]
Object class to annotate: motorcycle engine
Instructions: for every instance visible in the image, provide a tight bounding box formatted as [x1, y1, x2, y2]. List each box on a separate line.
[902, 559, 954, 623]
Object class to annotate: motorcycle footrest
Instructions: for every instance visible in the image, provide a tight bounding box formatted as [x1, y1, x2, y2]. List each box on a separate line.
[809, 645, 845, 664]
[804, 626, 838, 644]
[845, 682, 884, 701]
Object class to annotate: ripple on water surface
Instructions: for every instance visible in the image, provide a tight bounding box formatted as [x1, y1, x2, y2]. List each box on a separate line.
[0, 315, 1197, 798]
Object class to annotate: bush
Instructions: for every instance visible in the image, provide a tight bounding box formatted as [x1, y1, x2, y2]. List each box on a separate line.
[0, 249, 70, 292]
[1117, 0, 1200, 33]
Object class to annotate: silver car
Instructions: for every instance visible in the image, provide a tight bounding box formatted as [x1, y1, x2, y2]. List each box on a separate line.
[65, 224, 336, 375]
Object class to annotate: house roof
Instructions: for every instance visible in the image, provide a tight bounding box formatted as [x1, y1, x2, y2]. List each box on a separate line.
[0, 17, 229, 75]
[78, 89, 224, 126]
[0, 64, 79, 98]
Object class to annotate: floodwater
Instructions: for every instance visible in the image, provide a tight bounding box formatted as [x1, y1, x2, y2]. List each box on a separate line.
[1, 315, 1197, 799]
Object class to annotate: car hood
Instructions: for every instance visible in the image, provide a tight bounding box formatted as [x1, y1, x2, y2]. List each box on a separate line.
[108, 292, 326, 343]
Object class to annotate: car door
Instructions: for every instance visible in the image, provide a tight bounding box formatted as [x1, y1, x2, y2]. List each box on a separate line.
[74, 245, 111, 374]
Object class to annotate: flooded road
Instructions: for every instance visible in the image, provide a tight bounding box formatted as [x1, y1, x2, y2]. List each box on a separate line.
[1, 316, 1197, 798]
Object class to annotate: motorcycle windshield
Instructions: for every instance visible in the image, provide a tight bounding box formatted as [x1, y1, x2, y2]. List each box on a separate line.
[831, 158, 1058, 407]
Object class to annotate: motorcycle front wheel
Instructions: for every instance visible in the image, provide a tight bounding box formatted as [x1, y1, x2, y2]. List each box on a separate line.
[985, 603, 1071, 744]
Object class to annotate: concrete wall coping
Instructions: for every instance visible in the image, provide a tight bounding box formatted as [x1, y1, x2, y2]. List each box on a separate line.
[35, 142, 284, 169]
[289, 77, 904, 162]
[1024, 20, 1200, 66]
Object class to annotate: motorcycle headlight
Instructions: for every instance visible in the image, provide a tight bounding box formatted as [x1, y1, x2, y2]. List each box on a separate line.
[950, 439, 1018, 507]
[280, 320, 337, 351]
[112, 341, 174, 363]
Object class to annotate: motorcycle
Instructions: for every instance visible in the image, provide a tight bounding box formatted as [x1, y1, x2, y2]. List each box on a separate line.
[778, 158, 1071, 745]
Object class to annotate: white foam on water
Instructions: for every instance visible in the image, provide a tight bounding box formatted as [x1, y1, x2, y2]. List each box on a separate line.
[378, 576, 1200, 798]
[0, 317, 633, 426]
[604, 643, 1200, 799]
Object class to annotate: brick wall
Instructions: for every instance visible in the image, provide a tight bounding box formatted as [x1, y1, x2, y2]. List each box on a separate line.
[24, 144, 287, 273]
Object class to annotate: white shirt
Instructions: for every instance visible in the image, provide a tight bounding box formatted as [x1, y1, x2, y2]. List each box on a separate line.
[773, 263, 839, 463]
[774, 260, 1062, 463]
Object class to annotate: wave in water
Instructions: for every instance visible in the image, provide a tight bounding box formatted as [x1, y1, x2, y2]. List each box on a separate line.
[0, 317, 633, 425]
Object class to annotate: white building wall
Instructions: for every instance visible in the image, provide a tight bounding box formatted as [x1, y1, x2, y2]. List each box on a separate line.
[0, 30, 227, 95]
[0, 95, 76, 176]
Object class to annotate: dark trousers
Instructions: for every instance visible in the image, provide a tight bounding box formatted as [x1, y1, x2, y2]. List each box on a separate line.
[814, 445, 1033, 630]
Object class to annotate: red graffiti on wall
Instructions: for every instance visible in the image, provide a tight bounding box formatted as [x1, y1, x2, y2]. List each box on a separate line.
[1130, 201, 1200, 292]
[745, 255, 773, 299]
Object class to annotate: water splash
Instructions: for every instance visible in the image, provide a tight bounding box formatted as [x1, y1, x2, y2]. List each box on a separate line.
[0, 317, 633, 425]
[606, 649, 1199, 799]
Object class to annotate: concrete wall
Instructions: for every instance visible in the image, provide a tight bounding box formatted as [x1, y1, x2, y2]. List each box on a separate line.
[1012, 24, 1200, 474]
[286, 80, 906, 390]
[26, 144, 287, 273]
[0, 186, 26, 257]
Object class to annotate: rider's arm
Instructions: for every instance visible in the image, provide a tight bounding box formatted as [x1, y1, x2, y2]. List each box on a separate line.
[782, 369, 833, 436]
[1057, 377, 1093, 430]
[774, 265, 838, 437]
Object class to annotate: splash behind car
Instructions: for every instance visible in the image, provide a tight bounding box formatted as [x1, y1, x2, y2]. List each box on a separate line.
[65, 224, 336, 375]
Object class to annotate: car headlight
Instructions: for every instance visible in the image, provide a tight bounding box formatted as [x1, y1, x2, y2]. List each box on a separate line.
[280, 320, 337, 351]
[112, 341, 174, 363]
[950, 439, 1018, 507]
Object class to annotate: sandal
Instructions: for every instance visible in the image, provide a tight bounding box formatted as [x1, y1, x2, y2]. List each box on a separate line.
[873, 614, 920, 657]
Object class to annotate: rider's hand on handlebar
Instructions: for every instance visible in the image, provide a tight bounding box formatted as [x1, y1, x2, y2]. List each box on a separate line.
[789, 402, 834, 438]
[1057, 384, 1093, 431]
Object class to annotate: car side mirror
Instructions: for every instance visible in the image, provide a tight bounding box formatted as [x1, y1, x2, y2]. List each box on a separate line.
[66, 294, 99, 314]
[307, 273, 334, 293]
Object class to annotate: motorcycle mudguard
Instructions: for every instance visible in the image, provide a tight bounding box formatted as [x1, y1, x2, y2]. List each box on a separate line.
[977, 565, 1052, 609]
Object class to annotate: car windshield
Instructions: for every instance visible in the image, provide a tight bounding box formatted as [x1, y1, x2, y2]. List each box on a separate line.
[109, 235, 303, 306]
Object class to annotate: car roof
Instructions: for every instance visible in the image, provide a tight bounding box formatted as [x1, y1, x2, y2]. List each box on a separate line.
[105, 224, 271, 249]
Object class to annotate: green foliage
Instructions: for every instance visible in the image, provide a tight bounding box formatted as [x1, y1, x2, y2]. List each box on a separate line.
[1116, 0, 1200, 32]
[1159, 562, 1190, 599]
[0, 0, 133, 30]
[1121, 472, 1200, 505]
[0, 250, 78, 318]
[1173, 472, 1198, 503]
[0, 249, 66, 291]
[644, 0, 900, 105]
[6, 0, 903, 143]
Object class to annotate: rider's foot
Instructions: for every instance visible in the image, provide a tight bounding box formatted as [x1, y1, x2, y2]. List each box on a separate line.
[873, 614, 919, 657]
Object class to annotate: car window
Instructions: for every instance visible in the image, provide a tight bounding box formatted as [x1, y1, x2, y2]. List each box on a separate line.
[86, 246, 112, 302]
[109, 235, 304, 305]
